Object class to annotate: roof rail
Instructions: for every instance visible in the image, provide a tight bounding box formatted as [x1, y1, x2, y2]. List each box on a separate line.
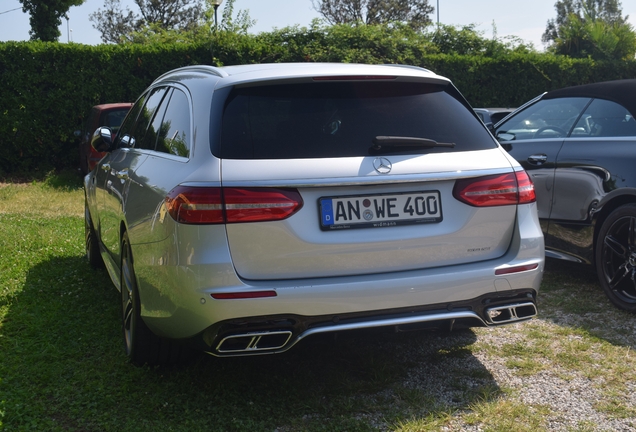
[154, 65, 228, 82]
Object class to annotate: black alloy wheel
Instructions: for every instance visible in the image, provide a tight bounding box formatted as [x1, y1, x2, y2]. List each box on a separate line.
[596, 204, 636, 312]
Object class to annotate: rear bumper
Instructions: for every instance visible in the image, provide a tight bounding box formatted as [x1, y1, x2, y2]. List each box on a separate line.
[133, 202, 544, 348]
[197, 289, 537, 357]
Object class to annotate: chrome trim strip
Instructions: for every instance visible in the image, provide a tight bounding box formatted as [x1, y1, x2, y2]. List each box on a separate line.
[295, 311, 485, 343]
[183, 168, 513, 189]
[545, 250, 584, 263]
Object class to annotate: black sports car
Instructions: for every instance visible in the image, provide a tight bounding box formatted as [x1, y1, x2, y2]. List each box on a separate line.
[495, 79, 636, 311]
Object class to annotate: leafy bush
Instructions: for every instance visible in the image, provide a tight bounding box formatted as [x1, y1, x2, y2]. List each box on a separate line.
[0, 41, 211, 176]
[1, 27, 635, 177]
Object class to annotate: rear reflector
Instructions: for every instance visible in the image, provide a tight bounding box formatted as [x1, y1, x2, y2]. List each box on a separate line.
[453, 170, 536, 207]
[211, 291, 277, 300]
[165, 187, 303, 225]
[495, 263, 539, 275]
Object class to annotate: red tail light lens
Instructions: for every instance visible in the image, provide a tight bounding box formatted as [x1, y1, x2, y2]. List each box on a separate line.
[165, 187, 303, 225]
[224, 188, 303, 223]
[453, 171, 536, 207]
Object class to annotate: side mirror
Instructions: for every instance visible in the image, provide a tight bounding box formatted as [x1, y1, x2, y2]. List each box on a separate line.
[496, 132, 515, 142]
[91, 127, 114, 153]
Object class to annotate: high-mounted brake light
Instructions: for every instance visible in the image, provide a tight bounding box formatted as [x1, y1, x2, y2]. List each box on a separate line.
[165, 186, 303, 225]
[313, 75, 397, 81]
[453, 171, 536, 207]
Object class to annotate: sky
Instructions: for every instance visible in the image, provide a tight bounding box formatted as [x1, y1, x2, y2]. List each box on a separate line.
[1, 0, 635, 51]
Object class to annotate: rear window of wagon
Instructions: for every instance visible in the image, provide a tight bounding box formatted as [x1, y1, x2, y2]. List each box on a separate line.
[218, 81, 496, 159]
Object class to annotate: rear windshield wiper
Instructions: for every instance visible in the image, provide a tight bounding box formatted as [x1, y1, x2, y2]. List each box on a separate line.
[370, 136, 456, 153]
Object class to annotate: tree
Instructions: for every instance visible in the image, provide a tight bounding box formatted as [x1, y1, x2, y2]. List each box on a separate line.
[542, 0, 636, 59]
[121, 0, 255, 44]
[543, 0, 625, 43]
[90, 0, 203, 43]
[19, 0, 85, 41]
[311, 0, 433, 31]
[427, 23, 534, 56]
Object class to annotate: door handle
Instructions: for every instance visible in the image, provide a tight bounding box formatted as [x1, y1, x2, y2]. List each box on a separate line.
[527, 154, 548, 165]
[115, 169, 129, 180]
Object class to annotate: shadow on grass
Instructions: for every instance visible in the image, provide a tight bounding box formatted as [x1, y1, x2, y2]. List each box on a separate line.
[0, 255, 501, 431]
[0, 169, 84, 189]
[539, 257, 636, 349]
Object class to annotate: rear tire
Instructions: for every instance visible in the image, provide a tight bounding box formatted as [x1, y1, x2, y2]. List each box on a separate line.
[595, 204, 636, 312]
[120, 232, 192, 365]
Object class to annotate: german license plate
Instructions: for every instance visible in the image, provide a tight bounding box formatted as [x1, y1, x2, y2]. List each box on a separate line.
[319, 191, 442, 230]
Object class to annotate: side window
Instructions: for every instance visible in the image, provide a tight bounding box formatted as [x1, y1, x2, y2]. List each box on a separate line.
[156, 88, 191, 158]
[135, 87, 169, 150]
[116, 94, 147, 149]
[574, 99, 636, 138]
[496, 97, 589, 141]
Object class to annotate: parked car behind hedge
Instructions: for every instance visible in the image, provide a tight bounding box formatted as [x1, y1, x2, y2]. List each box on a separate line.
[495, 79, 636, 312]
[85, 63, 544, 366]
[76, 103, 132, 174]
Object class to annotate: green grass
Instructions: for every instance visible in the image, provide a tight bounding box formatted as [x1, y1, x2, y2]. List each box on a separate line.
[1, 172, 636, 431]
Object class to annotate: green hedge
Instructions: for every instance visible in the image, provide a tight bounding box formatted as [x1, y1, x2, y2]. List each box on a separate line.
[1, 33, 635, 176]
[0, 42, 212, 176]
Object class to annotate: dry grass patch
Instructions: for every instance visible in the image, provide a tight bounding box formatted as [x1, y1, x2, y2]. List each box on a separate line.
[0, 172, 84, 218]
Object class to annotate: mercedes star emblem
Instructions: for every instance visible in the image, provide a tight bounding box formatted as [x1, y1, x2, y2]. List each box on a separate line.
[373, 157, 392, 174]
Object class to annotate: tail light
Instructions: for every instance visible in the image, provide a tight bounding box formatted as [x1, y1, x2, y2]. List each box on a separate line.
[165, 186, 303, 224]
[453, 170, 536, 207]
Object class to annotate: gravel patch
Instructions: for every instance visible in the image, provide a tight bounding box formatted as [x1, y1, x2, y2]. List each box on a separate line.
[471, 323, 635, 431]
[363, 317, 635, 431]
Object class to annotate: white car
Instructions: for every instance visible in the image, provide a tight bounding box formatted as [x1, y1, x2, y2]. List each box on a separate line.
[85, 63, 544, 365]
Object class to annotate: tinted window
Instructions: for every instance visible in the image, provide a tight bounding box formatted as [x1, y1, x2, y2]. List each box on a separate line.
[220, 82, 495, 159]
[573, 99, 636, 138]
[156, 89, 191, 158]
[497, 97, 589, 141]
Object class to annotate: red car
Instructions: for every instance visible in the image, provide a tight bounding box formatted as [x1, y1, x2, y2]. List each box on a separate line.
[77, 103, 133, 174]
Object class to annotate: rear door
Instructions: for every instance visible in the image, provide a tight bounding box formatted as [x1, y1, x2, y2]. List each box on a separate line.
[219, 79, 519, 280]
[97, 87, 168, 263]
[549, 98, 636, 259]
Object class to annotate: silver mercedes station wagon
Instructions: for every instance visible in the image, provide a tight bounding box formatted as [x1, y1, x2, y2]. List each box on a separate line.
[85, 63, 544, 365]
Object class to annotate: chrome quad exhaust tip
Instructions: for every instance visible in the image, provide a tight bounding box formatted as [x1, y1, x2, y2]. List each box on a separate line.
[485, 302, 537, 324]
[216, 330, 293, 354]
